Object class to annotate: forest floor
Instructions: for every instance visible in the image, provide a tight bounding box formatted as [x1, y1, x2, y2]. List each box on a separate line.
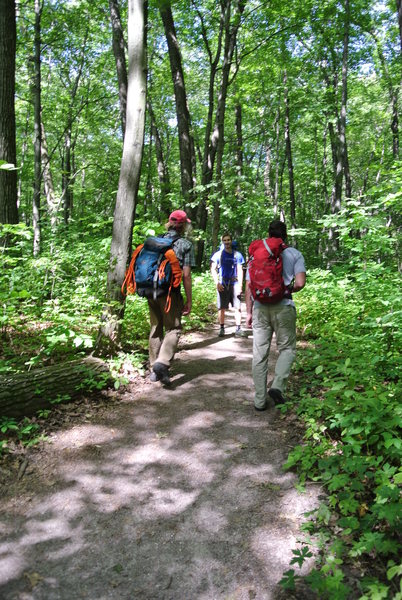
[0, 311, 321, 600]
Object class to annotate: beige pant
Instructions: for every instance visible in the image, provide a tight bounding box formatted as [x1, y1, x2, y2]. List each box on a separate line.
[252, 303, 297, 408]
[148, 293, 184, 367]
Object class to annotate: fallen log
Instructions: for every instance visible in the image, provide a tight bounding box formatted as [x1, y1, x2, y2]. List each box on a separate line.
[0, 356, 112, 418]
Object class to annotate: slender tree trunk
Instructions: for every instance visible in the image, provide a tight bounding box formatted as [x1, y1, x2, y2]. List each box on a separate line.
[62, 28, 88, 226]
[195, 2, 225, 264]
[0, 0, 18, 227]
[329, 0, 349, 256]
[97, 0, 147, 353]
[109, 0, 128, 139]
[322, 126, 330, 211]
[18, 106, 30, 216]
[41, 121, 57, 230]
[147, 99, 170, 216]
[396, 0, 402, 55]
[283, 70, 296, 226]
[159, 3, 196, 211]
[32, 0, 42, 255]
[63, 126, 72, 224]
[210, 0, 246, 252]
[235, 101, 243, 203]
[391, 92, 400, 159]
[372, 31, 400, 159]
[264, 143, 273, 204]
[274, 104, 281, 211]
[344, 139, 352, 198]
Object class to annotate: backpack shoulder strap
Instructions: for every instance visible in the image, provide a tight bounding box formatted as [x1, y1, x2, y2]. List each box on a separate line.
[161, 248, 183, 313]
[262, 239, 274, 257]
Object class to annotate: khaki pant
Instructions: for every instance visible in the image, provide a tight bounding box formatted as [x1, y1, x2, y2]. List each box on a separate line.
[148, 293, 184, 367]
[252, 303, 296, 408]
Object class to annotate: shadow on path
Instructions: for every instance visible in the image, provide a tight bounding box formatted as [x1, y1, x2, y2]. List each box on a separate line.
[0, 314, 320, 600]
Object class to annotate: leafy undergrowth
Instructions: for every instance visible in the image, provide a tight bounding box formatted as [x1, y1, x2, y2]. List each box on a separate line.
[1, 223, 216, 372]
[280, 265, 401, 600]
[1, 223, 217, 455]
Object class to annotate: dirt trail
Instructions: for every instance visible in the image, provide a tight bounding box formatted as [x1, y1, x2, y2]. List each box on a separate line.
[0, 314, 320, 600]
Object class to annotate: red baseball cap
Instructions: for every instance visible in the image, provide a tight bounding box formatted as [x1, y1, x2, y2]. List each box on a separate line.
[169, 209, 191, 224]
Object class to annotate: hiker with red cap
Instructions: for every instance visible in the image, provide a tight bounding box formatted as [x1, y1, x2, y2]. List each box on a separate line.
[148, 210, 195, 385]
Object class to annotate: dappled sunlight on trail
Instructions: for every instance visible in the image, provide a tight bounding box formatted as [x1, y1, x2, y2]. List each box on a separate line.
[0, 315, 319, 599]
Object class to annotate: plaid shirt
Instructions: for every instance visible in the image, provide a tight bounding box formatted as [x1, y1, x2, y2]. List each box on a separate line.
[165, 230, 195, 268]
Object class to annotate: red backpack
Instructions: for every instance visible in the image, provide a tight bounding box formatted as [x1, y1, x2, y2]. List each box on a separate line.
[248, 237, 287, 303]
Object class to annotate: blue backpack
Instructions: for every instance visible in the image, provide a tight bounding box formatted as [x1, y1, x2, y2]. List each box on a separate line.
[122, 235, 183, 311]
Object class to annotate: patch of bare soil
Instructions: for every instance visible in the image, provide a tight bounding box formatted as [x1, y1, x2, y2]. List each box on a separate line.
[0, 315, 320, 600]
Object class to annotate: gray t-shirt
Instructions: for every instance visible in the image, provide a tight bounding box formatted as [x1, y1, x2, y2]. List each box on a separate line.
[247, 245, 306, 307]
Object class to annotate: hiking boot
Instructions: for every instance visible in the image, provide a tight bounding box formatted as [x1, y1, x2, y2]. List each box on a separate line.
[218, 328, 225, 337]
[254, 402, 267, 412]
[234, 329, 247, 338]
[152, 362, 171, 385]
[149, 371, 159, 383]
[268, 388, 286, 405]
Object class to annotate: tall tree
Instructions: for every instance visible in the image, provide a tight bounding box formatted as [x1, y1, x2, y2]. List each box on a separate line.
[159, 2, 197, 213]
[0, 0, 18, 226]
[283, 69, 296, 226]
[40, 121, 57, 231]
[195, 0, 246, 258]
[62, 27, 89, 225]
[396, 0, 402, 53]
[32, 0, 42, 255]
[147, 98, 171, 215]
[98, 0, 147, 351]
[109, 0, 128, 139]
[210, 0, 246, 251]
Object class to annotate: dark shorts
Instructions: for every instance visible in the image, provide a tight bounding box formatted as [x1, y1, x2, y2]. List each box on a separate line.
[217, 283, 241, 310]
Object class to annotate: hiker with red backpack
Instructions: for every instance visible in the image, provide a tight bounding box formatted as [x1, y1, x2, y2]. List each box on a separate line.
[210, 232, 247, 338]
[122, 209, 195, 385]
[245, 220, 306, 410]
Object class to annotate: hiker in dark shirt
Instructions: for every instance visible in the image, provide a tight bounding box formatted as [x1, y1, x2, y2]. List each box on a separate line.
[149, 210, 195, 386]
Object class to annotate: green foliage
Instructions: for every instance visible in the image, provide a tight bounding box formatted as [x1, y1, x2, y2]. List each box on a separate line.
[0, 416, 47, 453]
[122, 271, 216, 349]
[282, 213, 401, 597]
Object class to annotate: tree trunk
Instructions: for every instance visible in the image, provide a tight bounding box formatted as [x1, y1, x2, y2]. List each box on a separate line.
[283, 70, 296, 226]
[194, 2, 225, 265]
[396, 0, 402, 55]
[109, 0, 128, 139]
[97, 0, 147, 354]
[0, 356, 111, 418]
[0, 0, 18, 227]
[63, 126, 73, 224]
[41, 120, 58, 230]
[372, 31, 400, 159]
[329, 0, 349, 256]
[17, 106, 30, 217]
[32, 0, 42, 256]
[235, 101, 243, 203]
[159, 3, 196, 211]
[322, 126, 330, 211]
[210, 0, 246, 252]
[274, 104, 281, 211]
[264, 143, 273, 204]
[62, 27, 88, 226]
[147, 99, 171, 216]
